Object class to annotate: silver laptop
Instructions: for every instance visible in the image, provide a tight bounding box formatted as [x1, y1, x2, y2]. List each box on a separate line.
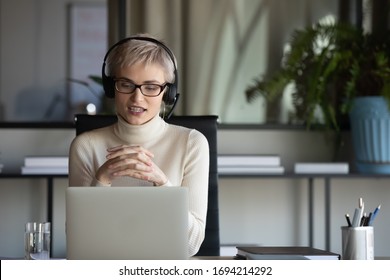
[66, 186, 189, 260]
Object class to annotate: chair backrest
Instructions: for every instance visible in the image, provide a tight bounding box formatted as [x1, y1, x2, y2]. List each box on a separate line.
[74, 114, 220, 256]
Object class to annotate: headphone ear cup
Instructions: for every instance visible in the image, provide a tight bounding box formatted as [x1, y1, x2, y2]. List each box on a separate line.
[163, 84, 177, 106]
[103, 74, 115, 98]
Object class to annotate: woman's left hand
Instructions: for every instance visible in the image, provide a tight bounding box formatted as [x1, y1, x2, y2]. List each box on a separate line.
[106, 145, 168, 186]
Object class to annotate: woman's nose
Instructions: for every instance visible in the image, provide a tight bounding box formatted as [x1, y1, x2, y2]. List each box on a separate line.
[129, 88, 144, 101]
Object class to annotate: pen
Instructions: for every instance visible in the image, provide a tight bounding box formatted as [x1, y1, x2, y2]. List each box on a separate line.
[366, 212, 372, 226]
[368, 204, 381, 226]
[359, 197, 363, 209]
[351, 197, 364, 227]
[360, 213, 367, 226]
[345, 214, 352, 227]
[359, 198, 364, 220]
[351, 207, 362, 227]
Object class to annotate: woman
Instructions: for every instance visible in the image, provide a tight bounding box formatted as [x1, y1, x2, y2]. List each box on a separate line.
[68, 34, 209, 256]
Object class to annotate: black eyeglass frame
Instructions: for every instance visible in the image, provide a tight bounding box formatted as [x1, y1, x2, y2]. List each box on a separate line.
[114, 79, 169, 97]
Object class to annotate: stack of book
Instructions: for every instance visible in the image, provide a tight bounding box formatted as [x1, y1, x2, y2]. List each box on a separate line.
[21, 156, 69, 175]
[294, 162, 349, 174]
[218, 154, 284, 175]
[236, 246, 340, 260]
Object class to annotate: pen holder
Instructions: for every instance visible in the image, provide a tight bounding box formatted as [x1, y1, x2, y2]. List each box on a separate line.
[341, 226, 374, 260]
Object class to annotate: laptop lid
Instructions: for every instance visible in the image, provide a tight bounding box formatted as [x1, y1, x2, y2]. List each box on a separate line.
[66, 186, 189, 260]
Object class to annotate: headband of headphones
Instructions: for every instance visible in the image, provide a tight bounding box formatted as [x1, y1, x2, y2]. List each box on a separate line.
[101, 36, 178, 106]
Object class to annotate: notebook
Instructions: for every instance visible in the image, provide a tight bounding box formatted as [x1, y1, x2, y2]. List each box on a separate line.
[66, 186, 189, 260]
[236, 246, 340, 260]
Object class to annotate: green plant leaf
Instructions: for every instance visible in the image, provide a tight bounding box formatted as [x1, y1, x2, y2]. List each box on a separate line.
[244, 21, 390, 131]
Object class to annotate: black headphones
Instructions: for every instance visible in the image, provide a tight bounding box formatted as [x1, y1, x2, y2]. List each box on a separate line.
[101, 36, 178, 106]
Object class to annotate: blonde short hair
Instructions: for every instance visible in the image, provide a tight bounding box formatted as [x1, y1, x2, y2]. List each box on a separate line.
[105, 34, 177, 83]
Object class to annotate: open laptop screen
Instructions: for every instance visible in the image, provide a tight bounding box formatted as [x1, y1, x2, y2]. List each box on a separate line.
[66, 186, 188, 260]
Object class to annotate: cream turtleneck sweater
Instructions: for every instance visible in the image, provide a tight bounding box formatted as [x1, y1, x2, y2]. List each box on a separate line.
[68, 114, 209, 256]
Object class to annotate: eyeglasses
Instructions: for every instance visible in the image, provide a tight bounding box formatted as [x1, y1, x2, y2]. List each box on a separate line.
[114, 79, 168, 97]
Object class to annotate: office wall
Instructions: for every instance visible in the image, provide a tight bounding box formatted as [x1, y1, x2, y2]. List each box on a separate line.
[0, 0, 106, 121]
[0, 0, 339, 124]
[0, 127, 389, 258]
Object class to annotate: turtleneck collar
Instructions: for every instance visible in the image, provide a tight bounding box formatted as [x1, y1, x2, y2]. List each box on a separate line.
[114, 114, 166, 144]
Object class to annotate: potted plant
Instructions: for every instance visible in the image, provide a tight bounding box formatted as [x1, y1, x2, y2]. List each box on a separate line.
[245, 21, 390, 173]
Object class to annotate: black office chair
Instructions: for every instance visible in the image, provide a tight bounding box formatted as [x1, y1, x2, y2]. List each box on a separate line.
[74, 114, 220, 256]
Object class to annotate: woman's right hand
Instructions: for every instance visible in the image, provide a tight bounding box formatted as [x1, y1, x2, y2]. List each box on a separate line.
[95, 145, 154, 185]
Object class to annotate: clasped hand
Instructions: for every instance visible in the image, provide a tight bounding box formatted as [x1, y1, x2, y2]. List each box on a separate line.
[96, 145, 168, 186]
